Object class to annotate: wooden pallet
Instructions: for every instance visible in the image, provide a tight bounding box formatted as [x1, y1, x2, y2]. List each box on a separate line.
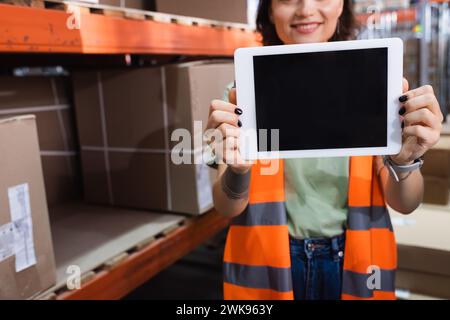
[0, 0, 254, 32]
[0, 0, 44, 7]
[32, 208, 228, 300]
[33, 213, 188, 300]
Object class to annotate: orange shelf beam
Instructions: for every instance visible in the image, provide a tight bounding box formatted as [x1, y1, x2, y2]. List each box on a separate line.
[0, 4, 260, 55]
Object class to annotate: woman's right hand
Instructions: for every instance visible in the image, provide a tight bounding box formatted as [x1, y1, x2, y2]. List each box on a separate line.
[205, 88, 254, 174]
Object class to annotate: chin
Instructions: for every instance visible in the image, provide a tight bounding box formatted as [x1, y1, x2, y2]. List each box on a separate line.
[289, 33, 325, 44]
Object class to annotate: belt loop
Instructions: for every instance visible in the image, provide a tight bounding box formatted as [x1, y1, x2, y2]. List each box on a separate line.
[331, 236, 340, 261]
[331, 236, 339, 253]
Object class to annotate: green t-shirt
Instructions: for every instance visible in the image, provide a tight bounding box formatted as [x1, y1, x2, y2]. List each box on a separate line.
[285, 157, 349, 239]
[222, 84, 349, 239]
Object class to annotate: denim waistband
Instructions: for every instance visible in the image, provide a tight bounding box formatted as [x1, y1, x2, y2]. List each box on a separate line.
[289, 233, 346, 257]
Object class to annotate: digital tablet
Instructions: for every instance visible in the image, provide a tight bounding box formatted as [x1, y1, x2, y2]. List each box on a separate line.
[234, 38, 403, 160]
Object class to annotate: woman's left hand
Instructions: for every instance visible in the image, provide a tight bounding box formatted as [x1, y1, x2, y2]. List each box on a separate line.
[390, 78, 444, 165]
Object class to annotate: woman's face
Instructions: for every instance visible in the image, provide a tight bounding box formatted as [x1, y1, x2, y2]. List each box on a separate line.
[271, 0, 344, 44]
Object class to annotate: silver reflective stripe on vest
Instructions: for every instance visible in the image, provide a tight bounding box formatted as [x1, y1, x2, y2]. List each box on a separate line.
[347, 206, 393, 231]
[231, 202, 287, 226]
[342, 269, 396, 298]
[224, 262, 293, 292]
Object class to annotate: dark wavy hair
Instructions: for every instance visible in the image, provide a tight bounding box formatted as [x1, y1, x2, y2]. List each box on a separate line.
[256, 0, 360, 46]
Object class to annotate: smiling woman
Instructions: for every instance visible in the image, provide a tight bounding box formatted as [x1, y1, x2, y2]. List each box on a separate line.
[257, 0, 359, 45]
[207, 0, 443, 302]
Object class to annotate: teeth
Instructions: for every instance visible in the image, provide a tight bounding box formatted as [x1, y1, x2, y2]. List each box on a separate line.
[295, 24, 319, 32]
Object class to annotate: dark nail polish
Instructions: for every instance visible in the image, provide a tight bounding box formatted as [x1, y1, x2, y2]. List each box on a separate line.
[232, 80, 236, 89]
[401, 121, 405, 129]
[399, 95, 408, 103]
[399, 107, 406, 115]
[238, 120, 242, 127]
[235, 108, 243, 115]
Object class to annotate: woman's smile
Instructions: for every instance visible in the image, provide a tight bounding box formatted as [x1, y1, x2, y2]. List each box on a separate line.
[291, 21, 323, 35]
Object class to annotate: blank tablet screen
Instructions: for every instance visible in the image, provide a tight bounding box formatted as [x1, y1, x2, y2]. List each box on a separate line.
[253, 48, 388, 152]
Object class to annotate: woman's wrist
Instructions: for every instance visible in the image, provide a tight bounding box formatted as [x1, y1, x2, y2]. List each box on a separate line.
[388, 155, 415, 166]
[221, 166, 251, 200]
[229, 165, 251, 175]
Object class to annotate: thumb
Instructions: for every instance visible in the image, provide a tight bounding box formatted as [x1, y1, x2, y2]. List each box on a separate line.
[228, 88, 237, 105]
[402, 77, 409, 93]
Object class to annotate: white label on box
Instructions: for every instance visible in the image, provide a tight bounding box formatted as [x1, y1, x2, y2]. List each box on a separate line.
[8, 183, 37, 272]
[196, 163, 213, 212]
[0, 223, 15, 262]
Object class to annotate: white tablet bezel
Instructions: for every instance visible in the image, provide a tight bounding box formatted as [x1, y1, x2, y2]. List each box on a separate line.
[234, 38, 403, 160]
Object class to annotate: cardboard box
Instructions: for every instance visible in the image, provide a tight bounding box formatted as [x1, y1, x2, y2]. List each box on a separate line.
[72, 61, 234, 215]
[165, 61, 235, 213]
[0, 116, 56, 299]
[396, 270, 450, 299]
[0, 76, 81, 207]
[422, 150, 450, 178]
[422, 136, 450, 178]
[98, 0, 154, 10]
[423, 176, 450, 205]
[155, 0, 248, 24]
[421, 136, 450, 205]
[390, 207, 450, 299]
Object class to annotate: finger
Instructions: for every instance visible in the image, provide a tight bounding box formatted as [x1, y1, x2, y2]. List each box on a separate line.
[214, 136, 238, 157]
[402, 125, 440, 145]
[402, 78, 409, 93]
[228, 88, 237, 105]
[206, 124, 239, 147]
[403, 108, 442, 129]
[207, 109, 240, 130]
[209, 99, 238, 117]
[403, 84, 434, 100]
[223, 136, 239, 151]
[221, 137, 239, 165]
[224, 140, 253, 167]
[204, 127, 222, 146]
[402, 92, 442, 119]
[217, 123, 240, 140]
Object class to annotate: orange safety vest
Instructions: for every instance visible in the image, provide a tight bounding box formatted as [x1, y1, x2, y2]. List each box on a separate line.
[223, 156, 397, 300]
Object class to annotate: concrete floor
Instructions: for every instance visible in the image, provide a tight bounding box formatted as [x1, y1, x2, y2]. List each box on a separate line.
[124, 228, 228, 300]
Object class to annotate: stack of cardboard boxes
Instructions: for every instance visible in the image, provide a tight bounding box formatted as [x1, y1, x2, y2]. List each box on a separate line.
[74, 0, 153, 10]
[421, 136, 450, 205]
[71, 61, 234, 215]
[0, 75, 80, 299]
[0, 60, 234, 298]
[391, 206, 450, 299]
[0, 116, 56, 299]
[0, 76, 81, 208]
[74, 0, 252, 25]
[154, 0, 249, 24]
[392, 136, 450, 299]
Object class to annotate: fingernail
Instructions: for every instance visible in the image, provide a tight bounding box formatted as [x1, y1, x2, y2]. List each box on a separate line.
[401, 121, 405, 129]
[238, 120, 242, 127]
[235, 108, 243, 115]
[399, 95, 408, 103]
[232, 80, 236, 89]
[399, 106, 406, 115]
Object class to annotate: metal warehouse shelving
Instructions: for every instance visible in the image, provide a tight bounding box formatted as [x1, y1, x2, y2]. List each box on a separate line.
[0, 0, 259, 55]
[0, 0, 241, 300]
[1, 0, 447, 300]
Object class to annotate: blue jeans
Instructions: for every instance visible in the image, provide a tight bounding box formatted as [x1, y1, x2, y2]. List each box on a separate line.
[289, 233, 346, 300]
